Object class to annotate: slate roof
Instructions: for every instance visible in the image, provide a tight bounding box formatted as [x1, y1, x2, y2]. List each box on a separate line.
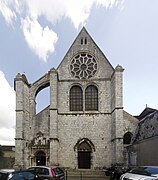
[131, 108, 158, 144]
[134, 107, 157, 120]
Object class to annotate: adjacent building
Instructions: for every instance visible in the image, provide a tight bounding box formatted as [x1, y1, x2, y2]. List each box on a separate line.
[0, 145, 15, 169]
[129, 107, 158, 166]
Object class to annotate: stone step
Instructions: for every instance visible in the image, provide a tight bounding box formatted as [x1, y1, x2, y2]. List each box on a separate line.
[65, 169, 105, 177]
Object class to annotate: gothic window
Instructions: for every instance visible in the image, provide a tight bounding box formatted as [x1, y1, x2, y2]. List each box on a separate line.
[123, 132, 133, 144]
[70, 53, 97, 79]
[70, 85, 83, 111]
[85, 85, 98, 111]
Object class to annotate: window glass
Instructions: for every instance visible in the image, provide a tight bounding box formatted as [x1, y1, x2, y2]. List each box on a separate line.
[85, 85, 98, 111]
[130, 167, 158, 176]
[54, 168, 63, 175]
[70, 86, 83, 111]
[38, 168, 49, 175]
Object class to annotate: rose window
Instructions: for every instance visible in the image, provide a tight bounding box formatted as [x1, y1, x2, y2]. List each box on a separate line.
[70, 53, 97, 79]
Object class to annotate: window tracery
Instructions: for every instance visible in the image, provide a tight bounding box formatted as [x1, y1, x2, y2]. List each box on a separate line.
[70, 53, 97, 79]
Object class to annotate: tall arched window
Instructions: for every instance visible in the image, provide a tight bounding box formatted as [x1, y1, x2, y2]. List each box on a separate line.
[85, 85, 98, 111]
[70, 85, 83, 111]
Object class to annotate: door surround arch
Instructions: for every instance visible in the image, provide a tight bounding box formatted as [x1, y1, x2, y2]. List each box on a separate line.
[74, 138, 95, 169]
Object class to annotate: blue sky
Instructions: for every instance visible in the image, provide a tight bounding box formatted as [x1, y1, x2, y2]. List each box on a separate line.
[0, 0, 158, 145]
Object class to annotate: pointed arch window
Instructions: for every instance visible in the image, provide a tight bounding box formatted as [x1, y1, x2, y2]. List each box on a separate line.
[85, 85, 98, 111]
[123, 132, 133, 144]
[70, 85, 83, 111]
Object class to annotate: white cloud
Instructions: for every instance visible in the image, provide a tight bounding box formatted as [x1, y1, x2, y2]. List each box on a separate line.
[0, 71, 15, 145]
[96, 0, 120, 8]
[25, 0, 122, 28]
[23, 0, 89, 28]
[21, 17, 58, 61]
[0, 0, 16, 25]
[0, 0, 123, 61]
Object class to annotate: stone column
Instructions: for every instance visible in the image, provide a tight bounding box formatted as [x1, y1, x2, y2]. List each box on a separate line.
[111, 65, 124, 164]
[29, 97, 36, 137]
[49, 68, 59, 166]
[14, 73, 30, 169]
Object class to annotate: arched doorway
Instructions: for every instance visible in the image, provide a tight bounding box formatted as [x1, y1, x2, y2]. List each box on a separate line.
[36, 151, 46, 166]
[78, 141, 92, 169]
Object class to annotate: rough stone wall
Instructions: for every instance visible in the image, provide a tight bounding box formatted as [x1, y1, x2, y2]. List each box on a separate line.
[58, 80, 112, 114]
[56, 78, 113, 169]
[123, 111, 138, 134]
[110, 65, 125, 164]
[14, 73, 30, 169]
[58, 114, 112, 169]
[35, 107, 50, 136]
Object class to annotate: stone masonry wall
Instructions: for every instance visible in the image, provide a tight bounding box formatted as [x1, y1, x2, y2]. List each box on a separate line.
[58, 80, 112, 114]
[58, 114, 112, 169]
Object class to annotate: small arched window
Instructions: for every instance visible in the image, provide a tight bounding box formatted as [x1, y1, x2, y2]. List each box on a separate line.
[85, 85, 98, 111]
[70, 85, 83, 111]
[81, 38, 83, 44]
[84, 37, 87, 44]
[123, 132, 133, 144]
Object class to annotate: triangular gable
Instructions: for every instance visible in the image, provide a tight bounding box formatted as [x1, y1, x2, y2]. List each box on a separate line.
[57, 27, 114, 80]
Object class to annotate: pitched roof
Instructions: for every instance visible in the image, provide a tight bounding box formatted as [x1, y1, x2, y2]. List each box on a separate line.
[134, 107, 157, 120]
[131, 109, 158, 144]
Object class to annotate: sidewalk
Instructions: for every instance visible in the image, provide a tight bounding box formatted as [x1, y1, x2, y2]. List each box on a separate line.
[64, 169, 110, 180]
[65, 176, 110, 180]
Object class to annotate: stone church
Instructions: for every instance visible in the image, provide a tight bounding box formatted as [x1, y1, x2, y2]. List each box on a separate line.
[14, 27, 137, 170]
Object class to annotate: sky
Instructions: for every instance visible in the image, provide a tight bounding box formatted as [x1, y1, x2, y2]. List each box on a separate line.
[0, 0, 158, 145]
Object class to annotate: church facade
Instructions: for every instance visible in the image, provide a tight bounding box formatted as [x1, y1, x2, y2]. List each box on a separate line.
[14, 27, 137, 170]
